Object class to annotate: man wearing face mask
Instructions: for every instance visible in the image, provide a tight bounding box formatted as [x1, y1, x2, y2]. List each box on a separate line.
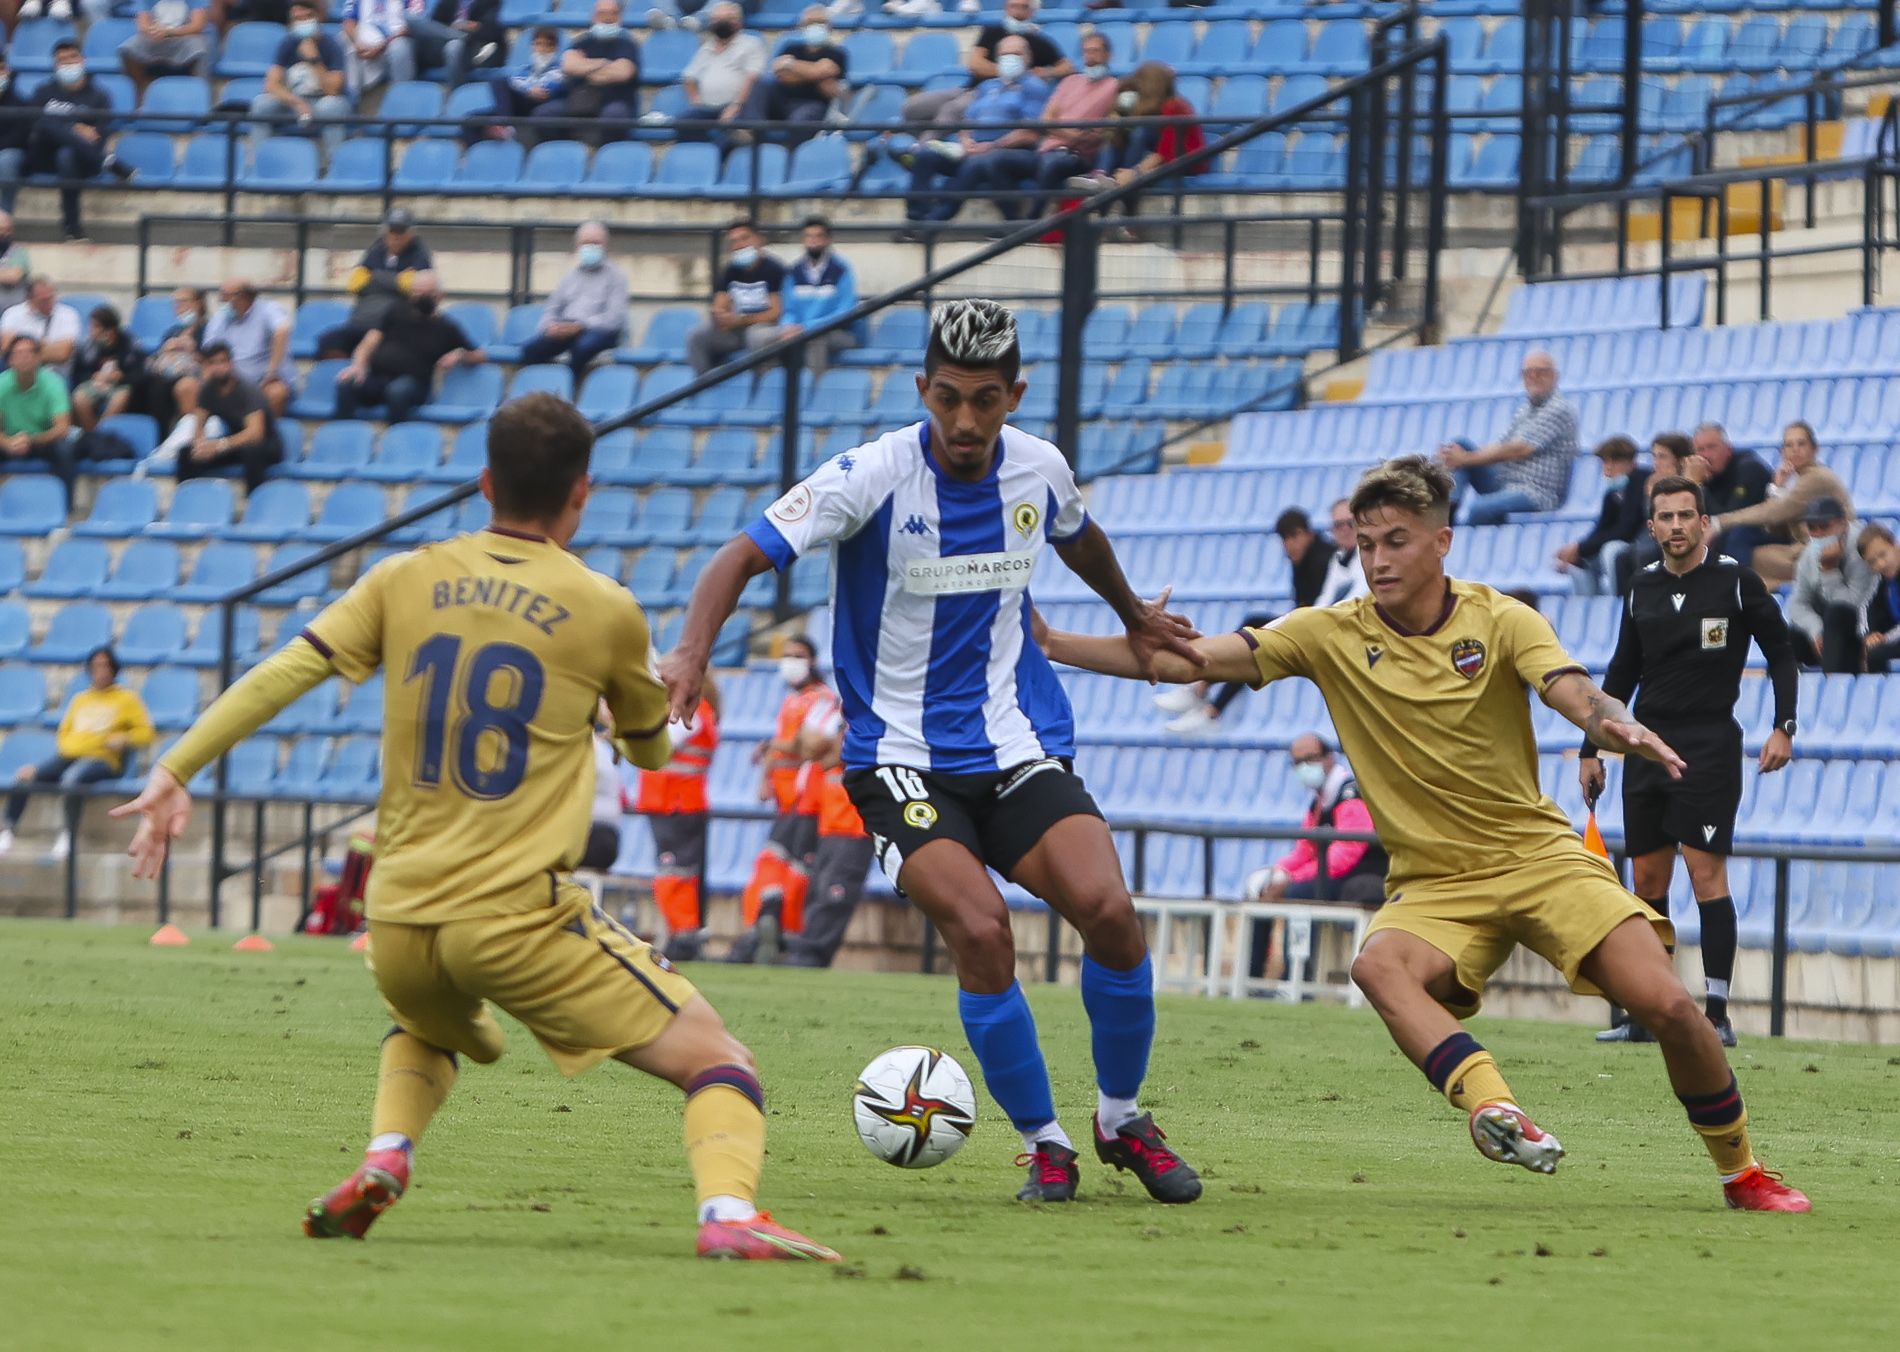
[679, 3, 768, 142]
[337, 271, 487, 424]
[119, 0, 214, 97]
[734, 5, 847, 146]
[898, 0, 1069, 130]
[481, 25, 565, 132]
[520, 222, 629, 374]
[175, 340, 284, 492]
[686, 218, 784, 375]
[250, 0, 354, 161]
[962, 30, 1116, 221]
[728, 636, 836, 965]
[539, 0, 641, 142]
[903, 35, 1049, 229]
[318, 208, 435, 358]
[778, 215, 859, 374]
[407, 0, 505, 90]
[19, 42, 135, 243]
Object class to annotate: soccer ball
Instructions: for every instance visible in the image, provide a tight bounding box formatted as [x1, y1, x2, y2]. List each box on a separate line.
[852, 1046, 977, 1168]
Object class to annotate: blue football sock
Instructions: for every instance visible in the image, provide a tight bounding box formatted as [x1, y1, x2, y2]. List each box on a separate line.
[957, 983, 1057, 1135]
[1080, 953, 1155, 1104]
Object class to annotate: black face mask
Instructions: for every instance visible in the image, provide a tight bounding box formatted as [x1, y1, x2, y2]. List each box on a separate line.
[804, 247, 826, 264]
[414, 297, 438, 315]
[0, 235, 11, 251]
[709, 18, 738, 37]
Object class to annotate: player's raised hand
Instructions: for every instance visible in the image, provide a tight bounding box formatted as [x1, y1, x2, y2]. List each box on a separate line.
[1599, 719, 1686, 781]
[658, 647, 707, 724]
[1125, 586, 1206, 683]
[109, 765, 193, 880]
[1758, 728, 1792, 773]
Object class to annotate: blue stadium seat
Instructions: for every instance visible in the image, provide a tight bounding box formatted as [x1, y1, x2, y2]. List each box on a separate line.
[1305, 19, 1367, 74]
[0, 477, 66, 536]
[179, 605, 260, 668]
[227, 480, 311, 542]
[891, 32, 959, 87]
[509, 363, 576, 403]
[321, 138, 388, 192]
[839, 306, 926, 366]
[483, 304, 541, 364]
[648, 142, 721, 197]
[127, 295, 178, 351]
[286, 300, 350, 359]
[139, 666, 201, 730]
[288, 359, 347, 419]
[0, 607, 29, 664]
[147, 478, 236, 541]
[582, 141, 653, 196]
[304, 483, 388, 542]
[113, 131, 177, 184]
[620, 307, 697, 365]
[776, 135, 853, 195]
[97, 540, 181, 603]
[137, 74, 211, 131]
[363, 423, 443, 482]
[338, 676, 384, 735]
[522, 139, 589, 191]
[616, 429, 694, 486]
[394, 138, 459, 189]
[116, 602, 191, 665]
[9, 19, 75, 74]
[71, 477, 156, 538]
[218, 21, 288, 78]
[441, 302, 497, 351]
[452, 139, 524, 192]
[712, 143, 787, 200]
[175, 133, 247, 187]
[642, 28, 700, 83]
[0, 539, 20, 594]
[31, 603, 114, 664]
[1124, 303, 1180, 360]
[418, 365, 504, 422]
[577, 366, 638, 421]
[636, 487, 695, 547]
[287, 420, 373, 481]
[22, 539, 108, 601]
[572, 487, 638, 548]
[425, 426, 488, 485]
[254, 544, 326, 606]
[382, 80, 447, 135]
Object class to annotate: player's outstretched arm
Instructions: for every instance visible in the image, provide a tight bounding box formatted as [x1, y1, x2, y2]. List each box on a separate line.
[1544, 671, 1685, 780]
[1037, 613, 1258, 686]
[663, 535, 776, 721]
[1053, 521, 1206, 680]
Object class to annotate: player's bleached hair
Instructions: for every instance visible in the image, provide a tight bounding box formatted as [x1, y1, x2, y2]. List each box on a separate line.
[1349, 454, 1453, 526]
[925, 299, 1021, 385]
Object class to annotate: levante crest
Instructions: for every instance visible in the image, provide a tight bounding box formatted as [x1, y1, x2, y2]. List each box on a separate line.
[1449, 638, 1486, 680]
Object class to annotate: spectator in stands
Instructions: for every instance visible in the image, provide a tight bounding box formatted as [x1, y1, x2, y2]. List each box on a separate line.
[120, 0, 214, 96]
[998, 31, 1119, 217]
[518, 221, 629, 373]
[686, 218, 784, 374]
[1687, 421, 1772, 556]
[69, 304, 141, 432]
[342, 0, 424, 96]
[1858, 522, 1900, 674]
[481, 24, 565, 131]
[0, 275, 82, 381]
[0, 61, 34, 225]
[1435, 349, 1576, 525]
[0, 334, 75, 488]
[317, 208, 434, 357]
[1648, 429, 1693, 484]
[677, 3, 767, 142]
[1240, 732, 1386, 980]
[10, 43, 136, 243]
[201, 279, 296, 417]
[900, 0, 1069, 130]
[250, 1, 355, 160]
[175, 339, 284, 490]
[779, 215, 858, 373]
[211, 0, 295, 33]
[1554, 434, 1648, 596]
[0, 645, 153, 862]
[537, 0, 640, 143]
[406, 0, 504, 89]
[901, 36, 1048, 230]
[1064, 61, 1206, 219]
[1708, 420, 1852, 587]
[337, 270, 485, 423]
[1787, 496, 1876, 673]
[139, 285, 205, 433]
[734, 6, 846, 146]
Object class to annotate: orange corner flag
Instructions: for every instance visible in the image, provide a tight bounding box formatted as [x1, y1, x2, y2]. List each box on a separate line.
[1583, 811, 1610, 860]
[149, 923, 189, 947]
[232, 934, 275, 953]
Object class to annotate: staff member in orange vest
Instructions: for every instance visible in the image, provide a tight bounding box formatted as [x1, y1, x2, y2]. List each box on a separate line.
[729, 635, 835, 964]
[783, 702, 874, 969]
[638, 675, 721, 964]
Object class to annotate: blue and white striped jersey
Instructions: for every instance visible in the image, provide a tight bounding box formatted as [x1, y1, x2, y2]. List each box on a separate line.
[744, 421, 1090, 774]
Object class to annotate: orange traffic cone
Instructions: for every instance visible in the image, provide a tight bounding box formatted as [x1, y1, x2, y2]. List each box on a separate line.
[148, 923, 189, 947]
[1583, 811, 1609, 860]
[349, 932, 369, 952]
[232, 934, 275, 953]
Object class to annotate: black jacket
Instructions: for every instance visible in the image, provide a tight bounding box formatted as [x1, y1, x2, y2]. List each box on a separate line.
[428, 0, 505, 64]
[1703, 450, 1773, 517]
[1290, 540, 1332, 610]
[32, 76, 114, 134]
[1576, 465, 1651, 561]
[0, 82, 34, 153]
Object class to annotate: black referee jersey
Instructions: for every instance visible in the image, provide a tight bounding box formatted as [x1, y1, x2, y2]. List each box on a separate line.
[1582, 550, 1799, 757]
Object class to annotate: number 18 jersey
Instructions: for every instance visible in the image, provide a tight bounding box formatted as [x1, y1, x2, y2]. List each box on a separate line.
[304, 527, 672, 925]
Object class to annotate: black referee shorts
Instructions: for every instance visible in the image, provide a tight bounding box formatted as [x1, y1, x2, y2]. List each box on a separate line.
[844, 757, 1103, 893]
[1622, 721, 1743, 857]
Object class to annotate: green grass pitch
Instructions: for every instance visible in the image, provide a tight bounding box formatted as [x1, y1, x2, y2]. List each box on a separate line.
[4, 918, 1896, 1352]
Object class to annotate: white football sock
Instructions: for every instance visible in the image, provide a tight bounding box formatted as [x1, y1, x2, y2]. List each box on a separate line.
[1019, 1121, 1072, 1153]
[1096, 1095, 1141, 1135]
[699, 1195, 756, 1223]
[367, 1132, 412, 1154]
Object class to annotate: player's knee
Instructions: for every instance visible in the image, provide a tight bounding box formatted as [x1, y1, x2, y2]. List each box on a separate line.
[1636, 986, 1704, 1041]
[1069, 880, 1136, 938]
[1349, 947, 1408, 1001]
[942, 909, 1013, 964]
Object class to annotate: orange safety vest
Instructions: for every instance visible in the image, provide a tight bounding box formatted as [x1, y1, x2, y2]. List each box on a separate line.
[636, 699, 719, 816]
[768, 683, 837, 812]
[817, 765, 865, 839]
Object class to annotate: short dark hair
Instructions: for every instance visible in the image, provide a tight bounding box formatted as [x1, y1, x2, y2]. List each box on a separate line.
[87, 645, 120, 676]
[1651, 431, 1692, 462]
[199, 340, 233, 361]
[1273, 507, 1312, 540]
[924, 299, 1021, 386]
[1647, 475, 1706, 516]
[1857, 521, 1894, 557]
[486, 392, 594, 521]
[1350, 454, 1455, 525]
[784, 632, 816, 659]
[90, 304, 122, 332]
[54, 39, 80, 56]
[1594, 434, 1638, 463]
[530, 24, 557, 40]
[800, 214, 831, 233]
[727, 217, 759, 237]
[7, 334, 39, 357]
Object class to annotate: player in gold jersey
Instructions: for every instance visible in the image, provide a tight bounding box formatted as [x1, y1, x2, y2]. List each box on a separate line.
[1038, 456, 1809, 1212]
[113, 393, 840, 1259]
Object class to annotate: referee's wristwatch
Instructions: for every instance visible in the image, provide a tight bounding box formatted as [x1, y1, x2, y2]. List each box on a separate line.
[1777, 719, 1797, 738]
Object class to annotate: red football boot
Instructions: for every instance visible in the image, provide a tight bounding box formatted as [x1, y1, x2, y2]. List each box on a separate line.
[696, 1212, 841, 1262]
[1723, 1165, 1811, 1213]
[303, 1148, 411, 1239]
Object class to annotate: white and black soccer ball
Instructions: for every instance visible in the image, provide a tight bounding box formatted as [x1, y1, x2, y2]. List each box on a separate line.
[852, 1046, 977, 1169]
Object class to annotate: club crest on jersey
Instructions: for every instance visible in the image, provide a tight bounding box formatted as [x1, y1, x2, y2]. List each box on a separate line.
[1701, 618, 1728, 650]
[767, 484, 812, 524]
[1012, 502, 1040, 538]
[903, 800, 938, 830]
[1365, 644, 1384, 669]
[1449, 638, 1486, 679]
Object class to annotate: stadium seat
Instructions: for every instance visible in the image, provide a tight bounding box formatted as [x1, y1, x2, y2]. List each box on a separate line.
[179, 605, 261, 669]
[245, 135, 320, 189]
[363, 423, 443, 482]
[72, 477, 158, 538]
[116, 603, 191, 665]
[418, 365, 504, 423]
[621, 308, 699, 366]
[0, 477, 66, 536]
[522, 139, 589, 191]
[393, 139, 458, 192]
[583, 141, 653, 196]
[304, 483, 389, 542]
[31, 603, 115, 664]
[148, 479, 237, 542]
[0, 602, 27, 662]
[138, 666, 201, 731]
[453, 140, 525, 193]
[0, 539, 21, 595]
[137, 75, 212, 132]
[218, 21, 288, 78]
[227, 480, 311, 543]
[290, 421, 375, 480]
[577, 366, 638, 421]
[648, 142, 722, 197]
[96, 540, 182, 603]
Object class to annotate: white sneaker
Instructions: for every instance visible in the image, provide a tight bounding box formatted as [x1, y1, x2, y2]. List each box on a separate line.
[50, 831, 71, 861]
[18, 0, 45, 17]
[0, 827, 14, 855]
[826, 0, 862, 15]
[958, 0, 981, 11]
[49, 0, 73, 17]
[1166, 708, 1218, 736]
[645, 6, 676, 27]
[1152, 686, 1200, 714]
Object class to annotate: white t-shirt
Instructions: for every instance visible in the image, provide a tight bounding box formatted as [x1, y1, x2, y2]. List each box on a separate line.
[684, 33, 768, 108]
[1, 302, 83, 376]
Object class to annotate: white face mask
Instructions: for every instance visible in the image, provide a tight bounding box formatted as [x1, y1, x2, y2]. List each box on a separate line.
[1084, 63, 1108, 80]
[802, 24, 829, 45]
[997, 53, 1026, 81]
[778, 655, 812, 687]
[1294, 761, 1327, 791]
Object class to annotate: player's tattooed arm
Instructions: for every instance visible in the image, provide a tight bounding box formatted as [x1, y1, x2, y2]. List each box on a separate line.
[1544, 672, 1686, 780]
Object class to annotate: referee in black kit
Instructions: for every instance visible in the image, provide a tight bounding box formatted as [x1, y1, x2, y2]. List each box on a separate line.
[1579, 475, 1800, 1047]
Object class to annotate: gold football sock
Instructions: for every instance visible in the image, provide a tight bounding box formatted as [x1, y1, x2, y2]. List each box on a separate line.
[683, 1066, 766, 1211]
[1422, 1032, 1517, 1112]
[371, 1029, 458, 1143]
[1680, 1075, 1754, 1176]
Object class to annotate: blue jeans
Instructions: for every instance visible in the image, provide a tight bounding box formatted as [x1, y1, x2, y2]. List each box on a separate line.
[404, 16, 474, 87]
[0, 147, 21, 213]
[336, 371, 428, 423]
[907, 146, 988, 222]
[1450, 456, 1540, 525]
[519, 326, 623, 372]
[7, 754, 117, 833]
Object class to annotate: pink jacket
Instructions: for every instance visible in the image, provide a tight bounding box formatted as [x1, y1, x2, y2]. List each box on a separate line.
[1275, 773, 1376, 884]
